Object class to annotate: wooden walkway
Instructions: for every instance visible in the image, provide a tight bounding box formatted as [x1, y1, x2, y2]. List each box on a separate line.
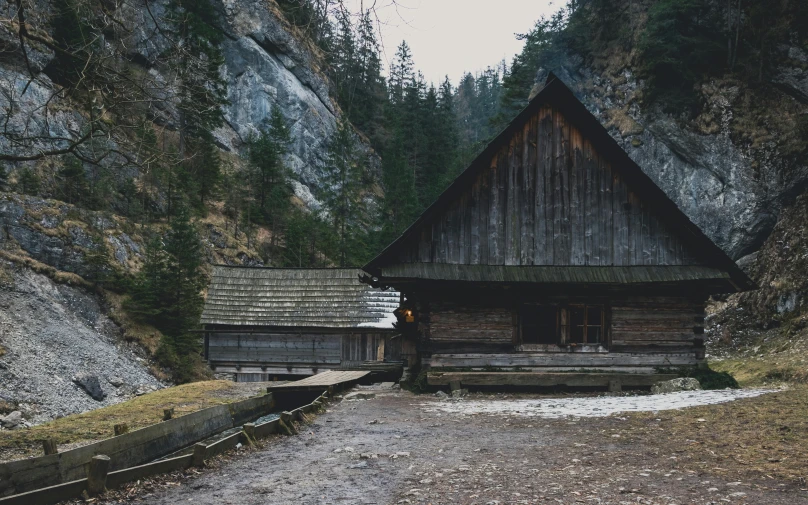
[267, 371, 370, 392]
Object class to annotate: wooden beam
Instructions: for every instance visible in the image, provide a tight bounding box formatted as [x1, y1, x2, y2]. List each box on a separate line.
[427, 371, 678, 387]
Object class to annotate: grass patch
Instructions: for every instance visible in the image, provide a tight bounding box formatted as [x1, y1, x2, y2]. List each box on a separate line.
[618, 386, 808, 485]
[712, 357, 808, 387]
[0, 381, 257, 461]
[656, 365, 740, 389]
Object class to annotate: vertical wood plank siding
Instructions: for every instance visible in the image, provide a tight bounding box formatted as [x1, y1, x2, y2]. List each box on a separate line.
[207, 331, 398, 367]
[396, 106, 699, 267]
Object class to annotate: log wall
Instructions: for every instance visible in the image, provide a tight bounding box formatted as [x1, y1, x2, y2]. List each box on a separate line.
[398, 105, 700, 267]
[429, 302, 513, 345]
[422, 296, 705, 369]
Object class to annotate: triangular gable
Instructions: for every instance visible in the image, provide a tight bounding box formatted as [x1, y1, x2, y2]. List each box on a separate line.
[364, 75, 754, 291]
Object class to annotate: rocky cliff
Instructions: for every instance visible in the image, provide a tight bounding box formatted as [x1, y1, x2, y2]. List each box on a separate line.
[532, 47, 808, 260]
[0, 0, 355, 424]
[1, 0, 367, 209]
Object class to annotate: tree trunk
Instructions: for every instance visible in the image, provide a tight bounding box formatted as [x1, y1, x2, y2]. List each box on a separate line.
[732, 0, 742, 70]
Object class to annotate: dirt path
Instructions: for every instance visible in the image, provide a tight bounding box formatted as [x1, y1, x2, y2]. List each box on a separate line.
[128, 389, 807, 505]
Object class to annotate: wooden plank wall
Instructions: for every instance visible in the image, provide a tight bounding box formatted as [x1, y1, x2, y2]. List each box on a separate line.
[208, 332, 341, 366]
[208, 331, 399, 369]
[341, 333, 402, 363]
[423, 296, 705, 368]
[398, 105, 699, 267]
[429, 302, 513, 344]
[610, 297, 705, 353]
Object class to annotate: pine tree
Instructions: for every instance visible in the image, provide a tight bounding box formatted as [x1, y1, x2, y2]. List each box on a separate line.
[16, 168, 40, 196]
[388, 41, 414, 106]
[162, 202, 206, 340]
[126, 235, 168, 322]
[126, 203, 206, 382]
[84, 232, 112, 286]
[0, 166, 7, 191]
[245, 109, 293, 227]
[58, 156, 87, 204]
[167, 0, 228, 208]
[188, 130, 222, 208]
[322, 118, 369, 266]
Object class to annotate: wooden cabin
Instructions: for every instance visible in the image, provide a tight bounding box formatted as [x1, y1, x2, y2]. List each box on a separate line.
[201, 267, 401, 381]
[361, 75, 755, 389]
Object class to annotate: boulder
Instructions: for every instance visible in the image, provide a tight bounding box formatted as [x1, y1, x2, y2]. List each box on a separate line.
[434, 390, 449, 399]
[0, 411, 23, 429]
[651, 377, 702, 394]
[451, 388, 469, 398]
[107, 376, 125, 388]
[73, 373, 107, 401]
[135, 384, 158, 396]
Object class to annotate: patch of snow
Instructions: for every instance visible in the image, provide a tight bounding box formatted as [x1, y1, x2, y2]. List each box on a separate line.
[420, 389, 777, 419]
[357, 309, 397, 329]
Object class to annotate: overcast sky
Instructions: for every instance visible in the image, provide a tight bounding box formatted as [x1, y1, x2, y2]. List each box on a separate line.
[344, 0, 561, 86]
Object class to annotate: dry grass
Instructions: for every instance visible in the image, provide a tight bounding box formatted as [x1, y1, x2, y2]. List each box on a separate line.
[0, 250, 92, 289]
[103, 291, 163, 356]
[617, 386, 808, 485]
[0, 381, 263, 462]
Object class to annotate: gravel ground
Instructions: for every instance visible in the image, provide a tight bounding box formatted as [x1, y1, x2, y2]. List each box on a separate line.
[0, 265, 163, 425]
[116, 388, 806, 505]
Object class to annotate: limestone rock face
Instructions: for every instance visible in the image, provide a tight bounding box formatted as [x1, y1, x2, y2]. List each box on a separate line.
[532, 52, 808, 260]
[651, 377, 702, 395]
[0, 0, 376, 209]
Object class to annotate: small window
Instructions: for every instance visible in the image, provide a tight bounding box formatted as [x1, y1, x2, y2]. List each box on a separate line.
[520, 304, 605, 347]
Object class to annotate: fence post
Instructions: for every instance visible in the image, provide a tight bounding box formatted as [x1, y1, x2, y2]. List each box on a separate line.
[192, 443, 207, 468]
[87, 455, 111, 496]
[42, 438, 58, 455]
[241, 423, 256, 445]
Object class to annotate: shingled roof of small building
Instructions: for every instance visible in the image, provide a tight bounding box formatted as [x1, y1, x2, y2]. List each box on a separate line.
[200, 266, 400, 329]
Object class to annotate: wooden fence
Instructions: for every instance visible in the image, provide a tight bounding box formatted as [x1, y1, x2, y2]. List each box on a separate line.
[0, 392, 330, 505]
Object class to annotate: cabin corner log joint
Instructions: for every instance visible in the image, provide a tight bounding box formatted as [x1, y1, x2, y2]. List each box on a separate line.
[361, 74, 755, 385]
[201, 267, 404, 380]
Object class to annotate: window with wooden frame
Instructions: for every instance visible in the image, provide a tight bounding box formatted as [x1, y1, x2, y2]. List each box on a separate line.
[519, 304, 606, 347]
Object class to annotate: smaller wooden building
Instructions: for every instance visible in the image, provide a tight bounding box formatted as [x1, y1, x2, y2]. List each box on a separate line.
[201, 267, 401, 380]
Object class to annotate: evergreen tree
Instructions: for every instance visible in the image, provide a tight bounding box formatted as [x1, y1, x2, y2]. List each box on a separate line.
[58, 155, 91, 204]
[126, 235, 169, 322]
[84, 232, 112, 286]
[281, 209, 329, 267]
[162, 203, 206, 340]
[187, 131, 222, 208]
[245, 109, 293, 229]
[167, 0, 228, 207]
[638, 0, 725, 113]
[127, 203, 206, 382]
[322, 118, 369, 266]
[388, 41, 414, 106]
[494, 12, 566, 130]
[17, 168, 40, 196]
[0, 166, 7, 191]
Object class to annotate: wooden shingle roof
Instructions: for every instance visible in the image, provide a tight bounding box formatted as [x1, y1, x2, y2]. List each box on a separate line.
[201, 267, 400, 329]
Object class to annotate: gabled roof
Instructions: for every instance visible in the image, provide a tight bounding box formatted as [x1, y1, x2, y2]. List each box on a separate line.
[364, 75, 755, 292]
[201, 267, 400, 329]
